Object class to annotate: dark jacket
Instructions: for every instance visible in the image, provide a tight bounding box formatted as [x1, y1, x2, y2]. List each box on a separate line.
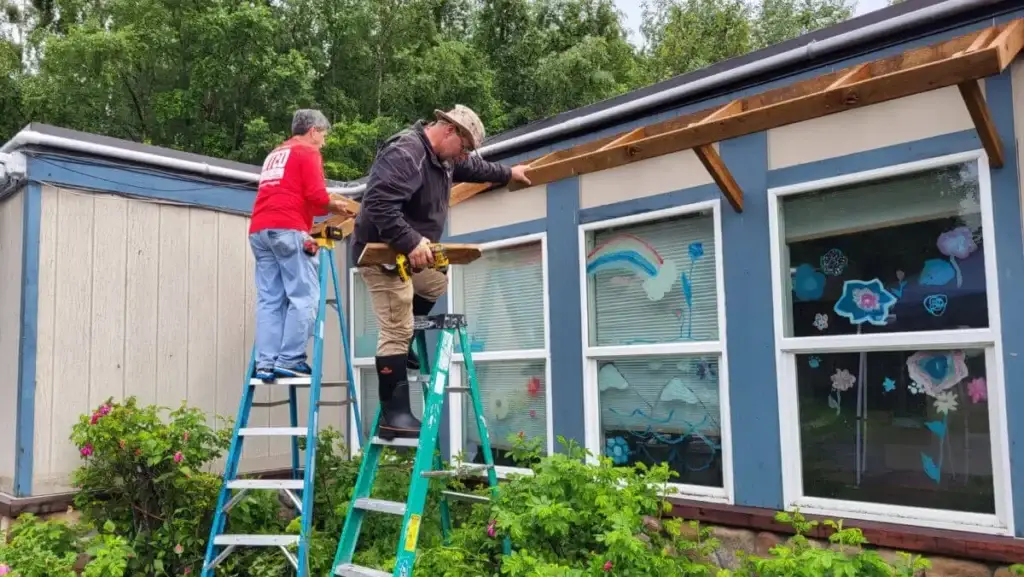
[352, 121, 512, 263]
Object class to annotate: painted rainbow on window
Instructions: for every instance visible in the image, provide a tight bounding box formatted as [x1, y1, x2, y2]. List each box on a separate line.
[586, 233, 678, 301]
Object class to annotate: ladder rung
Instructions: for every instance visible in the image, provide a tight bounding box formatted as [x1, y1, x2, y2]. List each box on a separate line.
[447, 386, 470, 393]
[213, 535, 299, 547]
[251, 400, 291, 408]
[335, 564, 390, 577]
[441, 490, 491, 504]
[371, 436, 418, 448]
[227, 479, 304, 490]
[239, 427, 307, 437]
[248, 378, 348, 388]
[317, 400, 352, 407]
[354, 497, 407, 516]
[421, 464, 493, 478]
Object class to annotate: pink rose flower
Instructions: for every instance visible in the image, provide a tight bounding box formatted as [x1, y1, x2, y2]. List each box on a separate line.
[174, 451, 183, 463]
[80, 444, 93, 457]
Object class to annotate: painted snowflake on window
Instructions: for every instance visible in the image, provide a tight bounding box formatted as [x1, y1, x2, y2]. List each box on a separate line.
[820, 248, 848, 276]
[813, 313, 828, 331]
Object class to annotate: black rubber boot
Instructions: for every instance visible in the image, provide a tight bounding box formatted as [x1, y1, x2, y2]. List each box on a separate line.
[376, 354, 422, 440]
[406, 295, 436, 371]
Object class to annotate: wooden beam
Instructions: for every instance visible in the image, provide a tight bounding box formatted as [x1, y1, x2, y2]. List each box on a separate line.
[958, 80, 1004, 168]
[693, 145, 743, 212]
[992, 19, 1024, 68]
[826, 63, 872, 89]
[329, 193, 361, 215]
[693, 100, 744, 125]
[357, 242, 483, 266]
[520, 22, 1020, 189]
[597, 127, 646, 151]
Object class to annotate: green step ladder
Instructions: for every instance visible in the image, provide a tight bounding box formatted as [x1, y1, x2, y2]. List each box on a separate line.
[330, 313, 511, 577]
[202, 231, 364, 577]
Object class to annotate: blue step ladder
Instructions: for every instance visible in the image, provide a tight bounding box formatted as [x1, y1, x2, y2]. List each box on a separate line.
[202, 228, 363, 576]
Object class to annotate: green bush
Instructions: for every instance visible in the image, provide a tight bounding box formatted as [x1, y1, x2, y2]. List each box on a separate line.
[0, 514, 131, 577]
[50, 398, 943, 576]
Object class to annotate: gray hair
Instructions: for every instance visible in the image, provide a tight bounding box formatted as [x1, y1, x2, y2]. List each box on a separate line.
[291, 109, 331, 136]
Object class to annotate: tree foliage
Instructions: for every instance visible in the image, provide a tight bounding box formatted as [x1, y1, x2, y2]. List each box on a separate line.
[0, 0, 855, 179]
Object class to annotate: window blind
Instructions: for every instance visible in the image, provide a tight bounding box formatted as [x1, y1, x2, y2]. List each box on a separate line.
[597, 356, 722, 437]
[782, 163, 981, 243]
[463, 360, 548, 451]
[586, 211, 718, 347]
[352, 272, 381, 359]
[452, 241, 546, 352]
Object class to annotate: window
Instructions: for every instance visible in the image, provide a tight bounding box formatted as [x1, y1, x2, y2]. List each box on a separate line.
[769, 151, 1011, 533]
[449, 236, 550, 471]
[580, 201, 731, 501]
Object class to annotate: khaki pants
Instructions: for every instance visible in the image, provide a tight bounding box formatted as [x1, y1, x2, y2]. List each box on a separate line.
[360, 266, 449, 356]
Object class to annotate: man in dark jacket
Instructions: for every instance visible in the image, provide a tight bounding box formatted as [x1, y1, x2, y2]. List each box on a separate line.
[352, 105, 531, 439]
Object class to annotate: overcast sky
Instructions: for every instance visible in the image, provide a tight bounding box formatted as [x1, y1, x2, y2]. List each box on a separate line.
[614, 0, 891, 45]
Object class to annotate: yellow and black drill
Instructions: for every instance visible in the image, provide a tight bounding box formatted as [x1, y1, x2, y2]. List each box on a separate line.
[394, 244, 450, 282]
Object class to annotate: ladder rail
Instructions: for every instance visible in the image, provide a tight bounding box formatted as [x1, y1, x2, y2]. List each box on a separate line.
[328, 248, 364, 451]
[201, 347, 258, 577]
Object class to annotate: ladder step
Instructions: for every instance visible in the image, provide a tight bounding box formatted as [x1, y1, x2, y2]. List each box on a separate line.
[441, 490, 491, 504]
[447, 386, 470, 393]
[226, 479, 304, 490]
[335, 564, 390, 577]
[421, 464, 493, 478]
[371, 436, 418, 448]
[239, 427, 307, 437]
[213, 534, 299, 547]
[354, 497, 407, 516]
[248, 378, 348, 388]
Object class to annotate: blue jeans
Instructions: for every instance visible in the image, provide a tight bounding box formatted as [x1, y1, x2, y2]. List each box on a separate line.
[249, 229, 319, 370]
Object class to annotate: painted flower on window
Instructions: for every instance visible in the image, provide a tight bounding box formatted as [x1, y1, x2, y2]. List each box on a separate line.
[937, 226, 979, 288]
[905, 350, 968, 397]
[688, 242, 705, 261]
[932, 391, 959, 415]
[526, 376, 542, 398]
[813, 313, 828, 331]
[792, 263, 826, 301]
[909, 381, 924, 395]
[820, 248, 848, 276]
[967, 377, 988, 403]
[605, 436, 630, 465]
[830, 369, 856, 392]
[833, 279, 896, 326]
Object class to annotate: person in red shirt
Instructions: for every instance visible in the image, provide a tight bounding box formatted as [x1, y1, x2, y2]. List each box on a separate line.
[249, 109, 351, 381]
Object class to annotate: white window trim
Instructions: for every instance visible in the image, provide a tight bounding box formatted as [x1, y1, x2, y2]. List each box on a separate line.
[447, 232, 553, 478]
[767, 149, 1014, 536]
[348, 266, 374, 455]
[577, 199, 734, 505]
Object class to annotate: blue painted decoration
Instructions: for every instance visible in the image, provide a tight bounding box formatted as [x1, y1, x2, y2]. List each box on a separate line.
[923, 294, 948, 316]
[919, 258, 956, 287]
[833, 278, 897, 326]
[808, 356, 821, 369]
[882, 377, 896, 393]
[793, 263, 826, 301]
[605, 436, 630, 465]
[936, 226, 979, 288]
[889, 270, 907, 299]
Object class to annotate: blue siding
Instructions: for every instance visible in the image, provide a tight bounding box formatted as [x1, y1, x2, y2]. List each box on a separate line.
[15, 183, 41, 497]
[720, 132, 784, 509]
[445, 219, 547, 244]
[546, 177, 586, 451]
[981, 70, 1024, 537]
[26, 155, 256, 215]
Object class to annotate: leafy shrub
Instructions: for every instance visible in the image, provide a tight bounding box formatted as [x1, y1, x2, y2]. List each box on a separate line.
[69, 397, 232, 575]
[0, 514, 131, 577]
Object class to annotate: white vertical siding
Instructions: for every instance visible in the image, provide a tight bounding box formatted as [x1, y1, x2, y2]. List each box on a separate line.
[31, 185, 350, 495]
[0, 190, 24, 494]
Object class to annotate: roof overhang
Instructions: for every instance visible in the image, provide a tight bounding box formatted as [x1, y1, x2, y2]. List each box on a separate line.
[312, 18, 1024, 238]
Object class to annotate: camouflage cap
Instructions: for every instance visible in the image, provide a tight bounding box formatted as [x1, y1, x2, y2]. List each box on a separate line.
[435, 105, 485, 150]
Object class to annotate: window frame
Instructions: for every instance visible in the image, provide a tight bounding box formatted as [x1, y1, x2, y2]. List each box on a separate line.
[347, 266, 380, 455]
[446, 232, 553, 477]
[578, 199, 733, 504]
[767, 149, 1014, 535]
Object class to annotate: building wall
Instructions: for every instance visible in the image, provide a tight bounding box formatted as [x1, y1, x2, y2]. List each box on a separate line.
[1013, 59, 1024, 232]
[448, 183, 547, 236]
[0, 189, 24, 494]
[29, 185, 350, 495]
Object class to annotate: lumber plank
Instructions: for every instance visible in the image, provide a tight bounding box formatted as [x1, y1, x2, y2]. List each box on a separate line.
[311, 215, 354, 239]
[357, 242, 482, 266]
[957, 80, 1004, 168]
[598, 128, 647, 151]
[693, 145, 743, 212]
[329, 193, 361, 215]
[992, 19, 1024, 69]
[522, 43, 1004, 187]
[826, 63, 871, 89]
[449, 147, 575, 204]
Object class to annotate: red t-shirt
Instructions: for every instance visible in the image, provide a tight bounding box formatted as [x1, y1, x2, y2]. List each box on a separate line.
[249, 137, 331, 234]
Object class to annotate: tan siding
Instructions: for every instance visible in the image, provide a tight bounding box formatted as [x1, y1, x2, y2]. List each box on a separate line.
[579, 148, 715, 209]
[31, 186, 351, 494]
[768, 86, 978, 169]
[448, 185, 547, 236]
[0, 190, 24, 493]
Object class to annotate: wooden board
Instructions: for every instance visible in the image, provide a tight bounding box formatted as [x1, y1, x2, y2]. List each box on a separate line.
[356, 242, 483, 267]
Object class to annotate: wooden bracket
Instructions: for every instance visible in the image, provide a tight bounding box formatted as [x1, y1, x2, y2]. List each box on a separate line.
[958, 80, 1004, 168]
